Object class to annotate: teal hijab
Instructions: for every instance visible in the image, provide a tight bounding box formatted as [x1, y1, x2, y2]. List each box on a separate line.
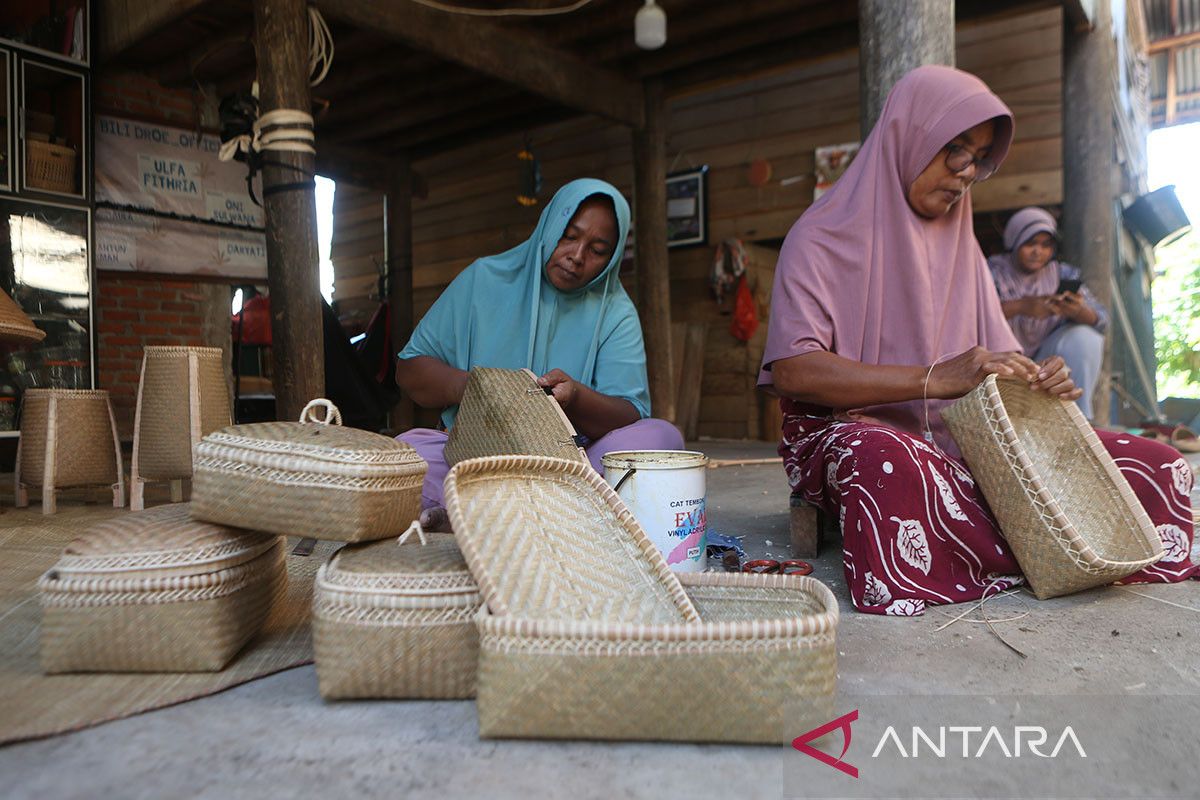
[399, 178, 650, 429]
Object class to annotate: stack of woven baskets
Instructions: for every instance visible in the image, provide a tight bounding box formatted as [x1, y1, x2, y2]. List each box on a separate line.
[39, 398, 430, 674]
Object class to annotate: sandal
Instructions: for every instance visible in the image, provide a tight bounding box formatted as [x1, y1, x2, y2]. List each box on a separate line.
[1170, 425, 1200, 454]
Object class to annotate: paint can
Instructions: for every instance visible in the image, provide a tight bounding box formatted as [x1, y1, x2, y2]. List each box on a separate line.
[601, 450, 709, 572]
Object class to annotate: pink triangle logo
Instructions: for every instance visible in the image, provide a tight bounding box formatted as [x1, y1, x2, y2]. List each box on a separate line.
[791, 709, 859, 778]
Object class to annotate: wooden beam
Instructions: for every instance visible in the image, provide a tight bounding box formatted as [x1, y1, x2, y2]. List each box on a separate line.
[1149, 30, 1200, 53]
[316, 143, 397, 191]
[631, 80, 675, 422]
[387, 156, 416, 431]
[156, 25, 253, 86]
[1062, 0, 1116, 422]
[98, 0, 210, 64]
[314, 0, 644, 128]
[254, 0, 325, 422]
[1165, 47, 1178, 126]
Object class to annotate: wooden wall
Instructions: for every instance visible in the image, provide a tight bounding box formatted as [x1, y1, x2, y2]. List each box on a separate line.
[329, 6, 1065, 437]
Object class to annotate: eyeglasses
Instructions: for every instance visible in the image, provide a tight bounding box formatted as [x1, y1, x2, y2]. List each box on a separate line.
[944, 143, 996, 182]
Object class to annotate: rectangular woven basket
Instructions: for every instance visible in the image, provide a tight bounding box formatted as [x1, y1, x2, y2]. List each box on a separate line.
[312, 528, 482, 699]
[444, 455, 839, 744]
[192, 399, 426, 542]
[943, 375, 1164, 600]
[38, 506, 287, 673]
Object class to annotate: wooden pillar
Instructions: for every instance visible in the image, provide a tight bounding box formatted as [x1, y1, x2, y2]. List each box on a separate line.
[387, 155, 416, 431]
[631, 79, 675, 422]
[858, 0, 955, 138]
[1062, 2, 1116, 424]
[253, 0, 323, 422]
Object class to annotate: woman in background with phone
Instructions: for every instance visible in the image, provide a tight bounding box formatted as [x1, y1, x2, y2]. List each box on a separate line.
[988, 206, 1108, 419]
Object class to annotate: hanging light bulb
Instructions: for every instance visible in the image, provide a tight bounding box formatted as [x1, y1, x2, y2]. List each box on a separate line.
[635, 0, 667, 50]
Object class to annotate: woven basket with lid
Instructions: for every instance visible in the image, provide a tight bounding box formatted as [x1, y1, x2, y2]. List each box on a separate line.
[943, 375, 1164, 599]
[444, 455, 839, 744]
[445, 367, 588, 467]
[313, 522, 482, 699]
[38, 503, 286, 673]
[191, 399, 426, 542]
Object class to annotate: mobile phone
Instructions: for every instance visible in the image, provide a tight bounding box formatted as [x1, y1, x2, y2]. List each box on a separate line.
[1056, 278, 1083, 295]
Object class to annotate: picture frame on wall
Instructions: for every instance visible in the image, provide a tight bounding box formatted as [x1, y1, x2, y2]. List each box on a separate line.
[666, 165, 708, 248]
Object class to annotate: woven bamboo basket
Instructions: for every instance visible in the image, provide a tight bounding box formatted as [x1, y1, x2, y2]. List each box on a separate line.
[943, 375, 1164, 600]
[444, 368, 588, 467]
[0, 287, 46, 345]
[444, 455, 839, 744]
[131, 346, 232, 510]
[313, 522, 482, 699]
[191, 399, 426, 542]
[16, 389, 124, 514]
[39, 504, 286, 673]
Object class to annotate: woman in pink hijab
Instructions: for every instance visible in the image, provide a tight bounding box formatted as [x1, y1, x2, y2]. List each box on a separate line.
[761, 65, 1198, 616]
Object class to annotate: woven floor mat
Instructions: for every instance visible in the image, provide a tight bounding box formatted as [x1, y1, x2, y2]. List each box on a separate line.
[0, 503, 337, 745]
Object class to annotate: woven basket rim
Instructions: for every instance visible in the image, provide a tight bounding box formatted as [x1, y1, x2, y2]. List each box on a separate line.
[319, 537, 477, 595]
[980, 376, 1164, 569]
[199, 426, 424, 465]
[472, 571, 839, 640]
[22, 389, 109, 398]
[444, 454, 702, 623]
[0, 289, 46, 343]
[56, 533, 279, 578]
[143, 345, 224, 356]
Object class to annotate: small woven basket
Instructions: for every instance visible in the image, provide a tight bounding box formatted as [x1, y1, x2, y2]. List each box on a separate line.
[18, 389, 122, 490]
[191, 399, 427, 542]
[943, 375, 1164, 600]
[39, 504, 286, 673]
[132, 346, 231, 483]
[444, 368, 588, 467]
[26, 139, 77, 194]
[312, 522, 482, 699]
[445, 455, 839, 744]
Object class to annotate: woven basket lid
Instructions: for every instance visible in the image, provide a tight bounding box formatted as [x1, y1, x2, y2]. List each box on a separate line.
[50, 503, 278, 581]
[444, 455, 701, 624]
[444, 368, 587, 467]
[0, 288, 46, 345]
[198, 398, 424, 471]
[321, 524, 478, 597]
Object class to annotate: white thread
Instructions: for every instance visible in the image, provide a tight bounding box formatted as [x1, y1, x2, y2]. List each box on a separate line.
[307, 7, 333, 87]
[922, 352, 957, 445]
[398, 519, 429, 547]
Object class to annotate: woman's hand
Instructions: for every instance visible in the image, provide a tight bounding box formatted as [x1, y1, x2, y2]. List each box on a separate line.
[537, 369, 579, 410]
[1030, 354, 1083, 401]
[928, 347, 1040, 399]
[1049, 291, 1098, 326]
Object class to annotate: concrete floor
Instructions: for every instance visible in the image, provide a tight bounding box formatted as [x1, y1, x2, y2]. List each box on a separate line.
[2, 441, 1199, 799]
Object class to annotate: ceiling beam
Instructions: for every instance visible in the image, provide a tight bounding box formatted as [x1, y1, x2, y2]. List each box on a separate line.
[314, 0, 645, 128]
[1148, 30, 1200, 53]
[98, 0, 210, 64]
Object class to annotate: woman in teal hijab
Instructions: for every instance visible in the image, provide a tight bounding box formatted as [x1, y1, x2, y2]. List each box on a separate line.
[396, 178, 684, 525]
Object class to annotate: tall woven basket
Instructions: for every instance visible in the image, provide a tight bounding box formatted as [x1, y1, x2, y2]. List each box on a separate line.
[444, 368, 588, 467]
[943, 375, 1164, 599]
[444, 455, 839, 744]
[131, 346, 232, 510]
[15, 389, 125, 514]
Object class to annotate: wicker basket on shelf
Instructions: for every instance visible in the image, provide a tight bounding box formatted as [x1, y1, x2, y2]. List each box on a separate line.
[943, 375, 1164, 600]
[444, 454, 839, 744]
[26, 140, 76, 194]
[312, 523, 482, 700]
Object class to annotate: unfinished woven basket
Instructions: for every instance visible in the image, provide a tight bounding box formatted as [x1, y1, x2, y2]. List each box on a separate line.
[444, 455, 839, 744]
[313, 522, 482, 700]
[131, 346, 231, 510]
[39, 504, 286, 673]
[191, 399, 426, 542]
[444, 368, 588, 466]
[943, 375, 1164, 600]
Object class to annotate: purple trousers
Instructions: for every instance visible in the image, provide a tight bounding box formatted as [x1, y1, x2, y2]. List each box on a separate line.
[397, 418, 685, 509]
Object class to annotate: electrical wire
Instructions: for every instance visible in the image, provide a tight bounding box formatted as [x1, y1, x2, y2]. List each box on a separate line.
[308, 6, 334, 86]
[405, 0, 595, 17]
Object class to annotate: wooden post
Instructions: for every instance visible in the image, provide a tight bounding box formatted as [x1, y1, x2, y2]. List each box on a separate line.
[631, 79, 675, 423]
[254, 0, 324, 422]
[1062, 1, 1116, 424]
[857, 0, 955, 138]
[387, 154, 416, 431]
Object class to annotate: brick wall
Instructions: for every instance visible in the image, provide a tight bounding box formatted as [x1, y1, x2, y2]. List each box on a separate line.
[93, 71, 228, 439]
[96, 275, 216, 437]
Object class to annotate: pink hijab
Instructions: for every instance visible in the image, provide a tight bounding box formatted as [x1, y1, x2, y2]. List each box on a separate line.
[760, 65, 1021, 452]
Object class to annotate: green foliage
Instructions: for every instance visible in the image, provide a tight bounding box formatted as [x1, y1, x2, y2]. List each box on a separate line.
[1153, 231, 1200, 398]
